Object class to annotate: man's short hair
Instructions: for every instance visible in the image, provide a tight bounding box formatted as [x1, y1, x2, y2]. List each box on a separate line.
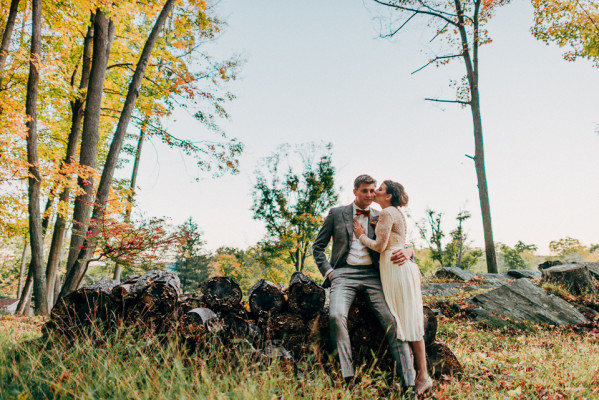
[354, 174, 376, 190]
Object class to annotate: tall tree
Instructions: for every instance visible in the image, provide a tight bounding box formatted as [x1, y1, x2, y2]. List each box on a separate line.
[64, 10, 114, 280]
[0, 0, 20, 78]
[175, 218, 211, 293]
[252, 143, 338, 272]
[532, 0, 599, 67]
[24, 0, 48, 315]
[373, 0, 508, 273]
[60, 0, 179, 296]
[45, 19, 95, 306]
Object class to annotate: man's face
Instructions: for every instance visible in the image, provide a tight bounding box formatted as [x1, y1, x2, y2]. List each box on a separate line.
[353, 183, 376, 209]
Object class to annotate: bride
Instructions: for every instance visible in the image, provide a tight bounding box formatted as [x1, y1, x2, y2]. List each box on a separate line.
[353, 180, 433, 396]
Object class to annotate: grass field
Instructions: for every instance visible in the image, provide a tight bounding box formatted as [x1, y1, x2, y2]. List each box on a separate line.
[1, 311, 597, 400]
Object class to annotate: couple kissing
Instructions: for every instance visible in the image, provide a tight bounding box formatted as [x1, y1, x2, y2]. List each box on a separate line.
[312, 174, 433, 398]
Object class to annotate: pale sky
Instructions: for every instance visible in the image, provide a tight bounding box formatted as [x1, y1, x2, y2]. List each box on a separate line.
[121, 0, 599, 254]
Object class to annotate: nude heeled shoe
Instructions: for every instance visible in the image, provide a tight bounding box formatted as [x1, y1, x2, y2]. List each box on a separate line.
[415, 376, 433, 396]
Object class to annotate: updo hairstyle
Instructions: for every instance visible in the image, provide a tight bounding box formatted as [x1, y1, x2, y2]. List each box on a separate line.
[383, 180, 408, 207]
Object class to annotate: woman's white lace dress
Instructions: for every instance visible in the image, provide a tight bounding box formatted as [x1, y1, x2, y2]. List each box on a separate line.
[359, 206, 424, 341]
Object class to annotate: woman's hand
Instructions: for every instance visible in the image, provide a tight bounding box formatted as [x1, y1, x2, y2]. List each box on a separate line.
[353, 219, 365, 238]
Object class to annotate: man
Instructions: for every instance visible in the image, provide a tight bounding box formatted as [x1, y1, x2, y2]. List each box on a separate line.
[312, 174, 416, 391]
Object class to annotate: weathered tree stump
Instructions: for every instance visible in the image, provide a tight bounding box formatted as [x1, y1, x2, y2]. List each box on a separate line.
[288, 272, 325, 319]
[541, 264, 597, 296]
[426, 341, 463, 379]
[199, 277, 242, 312]
[423, 306, 437, 346]
[538, 260, 563, 270]
[248, 279, 286, 316]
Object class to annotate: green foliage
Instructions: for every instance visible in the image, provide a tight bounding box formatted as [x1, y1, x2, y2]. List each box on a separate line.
[416, 209, 445, 268]
[532, 0, 599, 67]
[416, 209, 482, 270]
[174, 218, 211, 293]
[499, 241, 538, 270]
[251, 143, 338, 272]
[549, 237, 587, 263]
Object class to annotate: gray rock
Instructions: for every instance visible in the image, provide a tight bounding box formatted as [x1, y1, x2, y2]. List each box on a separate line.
[476, 273, 512, 281]
[462, 281, 506, 292]
[507, 270, 542, 280]
[436, 267, 475, 282]
[466, 308, 509, 329]
[468, 278, 588, 326]
[421, 282, 465, 297]
[582, 262, 599, 280]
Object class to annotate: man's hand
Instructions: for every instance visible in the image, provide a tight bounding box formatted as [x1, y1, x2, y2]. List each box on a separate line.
[390, 247, 414, 266]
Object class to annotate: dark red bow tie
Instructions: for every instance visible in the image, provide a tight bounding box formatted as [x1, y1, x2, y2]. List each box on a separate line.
[356, 209, 370, 217]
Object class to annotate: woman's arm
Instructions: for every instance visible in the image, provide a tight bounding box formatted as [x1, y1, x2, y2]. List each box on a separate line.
[353, 211, 392, 253]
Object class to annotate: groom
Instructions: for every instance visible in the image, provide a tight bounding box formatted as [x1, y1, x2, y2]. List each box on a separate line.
[312, 174, 415, 389]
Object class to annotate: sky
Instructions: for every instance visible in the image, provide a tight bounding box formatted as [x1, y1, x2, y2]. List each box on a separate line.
[122, 0, 599, 254]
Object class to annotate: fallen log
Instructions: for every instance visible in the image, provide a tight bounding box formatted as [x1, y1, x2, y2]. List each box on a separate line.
[51, 279, 120, 332]
[180, 307, 219, 341]
[287, 272, 325, 319]
[248, 280, 286, 316]
[132, 270, 181, 314]
[199, 277, 242, 312]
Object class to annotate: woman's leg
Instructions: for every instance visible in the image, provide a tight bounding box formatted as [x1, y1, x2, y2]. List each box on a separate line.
[410, 339, 431, 393]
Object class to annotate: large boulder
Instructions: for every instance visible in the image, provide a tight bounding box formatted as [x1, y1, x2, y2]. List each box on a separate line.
[541, 264, 597, 296]
[507, 270, 542, 280]
[435, 267, 475, 282]
[468, 278, 588, 326]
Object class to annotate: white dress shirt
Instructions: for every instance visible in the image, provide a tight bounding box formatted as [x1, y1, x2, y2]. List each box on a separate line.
[346, 202, 374, 265]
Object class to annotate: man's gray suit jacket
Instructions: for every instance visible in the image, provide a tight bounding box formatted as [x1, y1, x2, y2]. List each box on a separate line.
[312, 203, 380, 288]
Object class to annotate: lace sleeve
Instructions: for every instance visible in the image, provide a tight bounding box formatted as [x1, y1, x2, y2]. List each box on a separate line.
[359, 210, 392, 253]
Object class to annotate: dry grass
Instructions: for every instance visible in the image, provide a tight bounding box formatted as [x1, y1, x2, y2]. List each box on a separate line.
[0, 310, 597, 399]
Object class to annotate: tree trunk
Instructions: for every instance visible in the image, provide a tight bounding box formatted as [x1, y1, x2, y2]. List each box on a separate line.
[454, 0, 497, 273]
[125, 122, 146, 221]
[25, 0, 48, 315]
[0, 0, 20, 79]
[45, 21, 94, 305]
[16, 265, 33, 315]
[114, 122, 146, 280]
[61, 0, 177, 295]
[17, 239, 28, 297]
[63, 10, 112, 283]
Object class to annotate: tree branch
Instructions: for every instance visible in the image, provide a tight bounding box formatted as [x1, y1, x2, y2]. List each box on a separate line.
[411, 54, 462, 74]
[373, 0, 459, 27]
[380, 12, 418, 38]
[425, 97, 470, 105]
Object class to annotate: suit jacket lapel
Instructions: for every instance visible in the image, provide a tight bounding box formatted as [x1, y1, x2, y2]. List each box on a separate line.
[367, 209, 378, 238]
[342, 204, 353, 241]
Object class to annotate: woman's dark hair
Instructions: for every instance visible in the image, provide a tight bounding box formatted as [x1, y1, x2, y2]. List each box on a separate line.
[383, 180, 408, 207]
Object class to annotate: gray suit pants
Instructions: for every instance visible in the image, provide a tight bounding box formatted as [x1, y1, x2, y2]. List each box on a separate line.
[329, 264, 415, 386]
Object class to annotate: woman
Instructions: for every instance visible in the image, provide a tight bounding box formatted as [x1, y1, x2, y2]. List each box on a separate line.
[353, 180, 433, 396]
